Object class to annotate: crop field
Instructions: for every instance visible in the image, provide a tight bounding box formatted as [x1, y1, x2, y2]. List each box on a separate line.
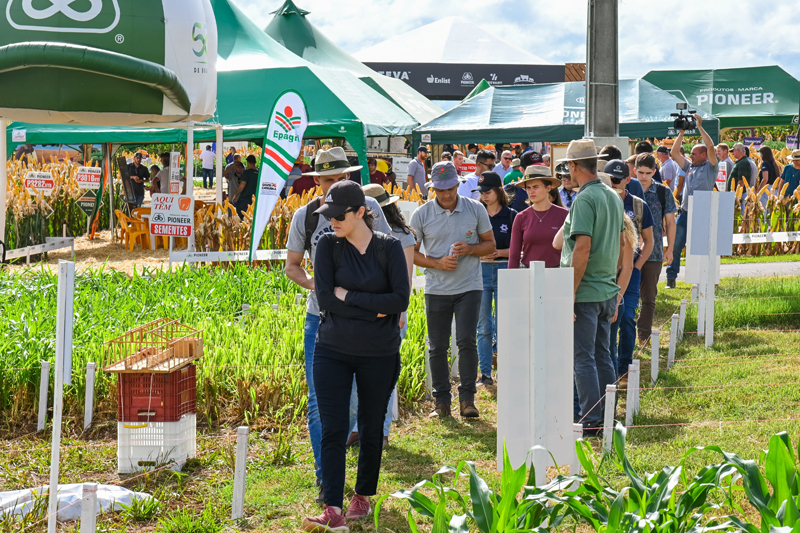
[1, 269, 799, 532]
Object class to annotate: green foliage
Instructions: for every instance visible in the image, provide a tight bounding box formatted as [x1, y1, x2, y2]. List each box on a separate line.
[156, 505, 228, 533]
[119, 494, 165, 522]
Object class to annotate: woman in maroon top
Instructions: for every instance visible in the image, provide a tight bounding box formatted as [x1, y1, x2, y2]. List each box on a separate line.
[508, 167, 569, 269]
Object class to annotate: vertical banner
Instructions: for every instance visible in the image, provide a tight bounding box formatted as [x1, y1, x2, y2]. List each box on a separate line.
[249, 90, 308, 261]
[170, 152, 182, 194]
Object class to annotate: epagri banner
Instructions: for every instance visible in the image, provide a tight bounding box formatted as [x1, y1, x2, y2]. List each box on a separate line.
[249, 91, 308, 261]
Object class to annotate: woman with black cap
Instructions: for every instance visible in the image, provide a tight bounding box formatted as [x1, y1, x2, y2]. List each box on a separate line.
[302, 180, 410, 532]
[473, 172, 516, 386]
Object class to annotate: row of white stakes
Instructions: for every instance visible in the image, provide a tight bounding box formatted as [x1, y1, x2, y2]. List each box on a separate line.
[603, 297, 688, 453]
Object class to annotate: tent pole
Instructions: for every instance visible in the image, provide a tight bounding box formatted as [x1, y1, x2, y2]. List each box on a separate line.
[216, 126, 223, 206]
[186, 122, 194, 251]
[0, 119, 6, 247]
[106, 144, 114, 241]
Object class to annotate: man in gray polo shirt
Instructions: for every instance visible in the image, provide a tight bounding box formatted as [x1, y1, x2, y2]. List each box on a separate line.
[410, 161, 496, 419]
[665, 114, 718, 287]
[406, 146, 429, 199]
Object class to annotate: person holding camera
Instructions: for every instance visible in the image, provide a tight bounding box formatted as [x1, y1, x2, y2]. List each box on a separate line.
[665, 114, 718, 288]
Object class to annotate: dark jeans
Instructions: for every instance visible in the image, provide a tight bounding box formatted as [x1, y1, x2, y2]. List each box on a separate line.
[610, 267, 640, 377]
[574, 296, 618, 429]
[478, 262, 505, 376]
[314, 345, 400, 509]
[134, 194, 145, 208]
[202, 168, 214, 188]
[666, 210, 687, 280]
[425, 291, 482, 404]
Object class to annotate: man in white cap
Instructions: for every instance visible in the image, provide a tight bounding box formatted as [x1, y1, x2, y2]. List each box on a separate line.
[284, 147, 393, 505]
[781, 149, 800, 197]
[410, 161, 496, 419]
[557, 139, 623, 437]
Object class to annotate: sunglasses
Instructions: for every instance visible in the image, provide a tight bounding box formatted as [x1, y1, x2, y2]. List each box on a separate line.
[610, 177, 624, 184]
[325, 207, 357, 222]
[502, 157, 512, 161]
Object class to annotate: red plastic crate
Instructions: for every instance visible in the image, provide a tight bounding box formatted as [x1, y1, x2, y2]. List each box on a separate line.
[117, 364, 196, 422]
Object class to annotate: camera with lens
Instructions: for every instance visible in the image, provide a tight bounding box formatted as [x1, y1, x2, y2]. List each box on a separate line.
[671, 102, 697, 131]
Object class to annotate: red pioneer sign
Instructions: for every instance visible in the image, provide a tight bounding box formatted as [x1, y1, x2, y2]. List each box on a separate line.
[25, 171, 55, 196]
[149, 194, 194, 237]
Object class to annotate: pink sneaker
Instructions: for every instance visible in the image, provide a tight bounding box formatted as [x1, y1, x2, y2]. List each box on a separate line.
[345, 494, 372, 521]
[302, 506, 349, 533]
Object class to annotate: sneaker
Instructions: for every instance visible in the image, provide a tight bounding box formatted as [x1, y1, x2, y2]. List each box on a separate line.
[459, 400, 480, 418]
[476, 375, 494, 387]
[302, 506, 349, 533]
[345, 494, 372, 521]
[429, 403, 451, 418]
[665, 279, 676, 289]
[346, 431, 360, 448]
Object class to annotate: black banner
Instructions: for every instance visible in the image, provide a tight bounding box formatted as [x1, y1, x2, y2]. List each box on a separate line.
[363, 62, 566, 100]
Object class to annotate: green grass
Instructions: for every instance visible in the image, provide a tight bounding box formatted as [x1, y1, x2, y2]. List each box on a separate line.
[679, 253, 800, 265]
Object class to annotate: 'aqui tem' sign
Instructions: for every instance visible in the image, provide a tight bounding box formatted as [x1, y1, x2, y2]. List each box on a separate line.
[25, 171, 55, 196]
[76, 167, 102, 190]
[149, 194, 194, 237]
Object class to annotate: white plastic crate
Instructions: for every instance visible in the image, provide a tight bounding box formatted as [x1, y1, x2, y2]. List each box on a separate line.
[117, 414, 196, 474]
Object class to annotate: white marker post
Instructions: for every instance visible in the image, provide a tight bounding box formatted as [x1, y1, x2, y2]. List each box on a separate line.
[424, 335, 432, 400]
[602, 385, 616, 454]
[668, 315, 679, 369]
[215, 127, 224, 206]
[678, 299, 687, 342]
[84, 363, 96, 431]
[48, 260, 75, 533]
[570, 423, 583, 476]
[630, 359, 641, 416]
[691, 284, 698, 304]
[80, 483, 97, 533]
[232, 426, 249, 520]
[650, 329, 659, 385]
[705, 193, 719, 348]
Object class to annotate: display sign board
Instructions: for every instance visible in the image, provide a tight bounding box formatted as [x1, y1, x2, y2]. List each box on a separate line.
[744, 136, 764, 150]
[76, 190, 99, 216]
[12, 129, 26, 142]
[169, 152, 182, 194]
[716, 161, 728, 191]
[392, 157, 411, 176]
[690, 191, 735, 256]
[25, 171, 55, 196]
[460, 161, 477, 176]
[150, 194, 194, 237]
[787, 135, 798, 150]
[76, 167, 102, 190]
[421, 134, 431, 143]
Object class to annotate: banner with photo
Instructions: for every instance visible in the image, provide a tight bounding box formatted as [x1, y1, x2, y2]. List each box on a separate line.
[249, 90, 308, 261]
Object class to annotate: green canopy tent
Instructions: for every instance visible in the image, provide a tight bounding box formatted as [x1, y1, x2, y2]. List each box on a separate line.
[5, 0, 421, 183]
[643, 66, 800, 129]
[412, 79, 720, 147]
[264, 0, 441, 125]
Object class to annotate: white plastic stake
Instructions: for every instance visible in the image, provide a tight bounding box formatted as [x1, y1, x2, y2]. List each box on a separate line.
[650, 329, 660, 385]
[424, 335, 433, 400]
[570, 423, 583, 476]
[705, 193, 719, 348]
[630, 360, 641, 416]
[691, 284, 698, 304]
[678, 299, 687, 342]
[38, 361, 50, 431]
[602, 385, 616, 454]
[271, 304, 279, 312]
[295, 293, 302, 306]
[84, 363, 96, 431]
[232, 426, 249, 520]
[80, 483, 97, 533]
[391, 385, 399, 420]
[668, 315, 679, 369]
[450, 318, 459, 379]
[49, 260, 74, 533]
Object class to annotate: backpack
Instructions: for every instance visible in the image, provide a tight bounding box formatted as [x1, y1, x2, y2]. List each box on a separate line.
[631, 195, 645, 235]
[303, 196, 323, 253]
[327, 232, 390, 274]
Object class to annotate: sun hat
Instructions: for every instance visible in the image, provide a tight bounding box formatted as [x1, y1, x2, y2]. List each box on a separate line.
[313, 180, 365, 219]
[510, 158, 521, 168]
[303, 147, 363, 176]
[555, 162, 570, 176]
[731, 142, 747, 152]
[597, 172, 614, 188]
[363, 183, 399, 207]
[787, 149, 800, 161]
[604, 159, 630, 181]
[425, 161, 460, 190]
[556, 139, 608, 162]
[515, 165, 560, 188]
[472, 172, 503, 193]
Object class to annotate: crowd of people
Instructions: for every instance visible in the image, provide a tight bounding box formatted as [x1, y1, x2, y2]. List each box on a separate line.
[288, 117, 738, 532]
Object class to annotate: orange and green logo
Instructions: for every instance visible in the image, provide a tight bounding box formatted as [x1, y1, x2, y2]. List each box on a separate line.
[275, 106, 303, 133]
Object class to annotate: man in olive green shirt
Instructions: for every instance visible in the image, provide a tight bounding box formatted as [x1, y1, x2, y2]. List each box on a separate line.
[557, 139, 624, 437]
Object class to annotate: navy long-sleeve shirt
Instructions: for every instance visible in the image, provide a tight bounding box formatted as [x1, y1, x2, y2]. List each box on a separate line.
[314, 232, 410, 357]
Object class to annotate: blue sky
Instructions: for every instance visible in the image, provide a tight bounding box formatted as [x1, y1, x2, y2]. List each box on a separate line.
[237, 0, 800, 80]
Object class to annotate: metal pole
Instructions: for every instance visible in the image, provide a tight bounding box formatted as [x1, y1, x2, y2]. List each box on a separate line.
[585, 0, 619, 138]
[231, 426, 249, 520]
[602, 384, 616, 453]
[216, 127, 223, 206]
[107, 144, 114, 240]
[84, 363, 96, 431]
[0, 119, 7, 246]
[650, 329, 660, 384]
[38, 361, 50, 431]
[186, 123, 195, 251]
[48, 260, 74, 533]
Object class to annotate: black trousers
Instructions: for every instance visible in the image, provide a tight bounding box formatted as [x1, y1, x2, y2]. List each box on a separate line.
[314, 344, 400, 508]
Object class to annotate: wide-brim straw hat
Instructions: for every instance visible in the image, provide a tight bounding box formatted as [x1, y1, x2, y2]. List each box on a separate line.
[556, 139, 608, 162]
[597, 172, 614, 188]
[363, 183, 399, 207]
[787, 149, 800, 161]
[303, 147, 363, 176]
[514, 165, 560, 188]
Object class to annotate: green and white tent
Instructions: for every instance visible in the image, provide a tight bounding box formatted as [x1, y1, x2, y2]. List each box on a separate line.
[0, 0, 218, 126]
[643, 66, 800, 129]
[412, 79, 720, 147]
[264, 0, 441, 125]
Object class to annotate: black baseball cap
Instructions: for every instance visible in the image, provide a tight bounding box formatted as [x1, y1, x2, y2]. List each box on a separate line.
[417, 145, 429, 153]
[472, 171, 503, 193]
[656, 146, 670, 155]
[314, 180, 365, 219]
[133, 152, 143, 159]
[604, 159, 629, 181]
[520, 151, 542, 168]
